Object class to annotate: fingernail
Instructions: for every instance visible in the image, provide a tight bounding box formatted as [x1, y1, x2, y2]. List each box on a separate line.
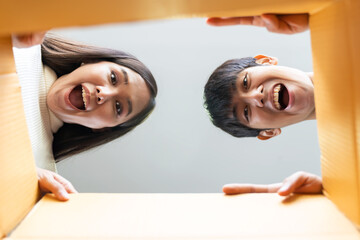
[60, 190, 69, 199]
[263, 18, 271, 25]
[279, 183, 290, 193]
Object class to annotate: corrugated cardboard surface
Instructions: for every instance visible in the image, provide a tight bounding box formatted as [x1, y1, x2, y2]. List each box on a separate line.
[1, 0, 360, 238]
[0, 37, 39, 238]
[0, 0, 331, 35]
[7, 193, 360, 239]
[310, 0, 360, 225]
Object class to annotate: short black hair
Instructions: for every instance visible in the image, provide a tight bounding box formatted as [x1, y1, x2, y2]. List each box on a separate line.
[204, 57, 264, 138]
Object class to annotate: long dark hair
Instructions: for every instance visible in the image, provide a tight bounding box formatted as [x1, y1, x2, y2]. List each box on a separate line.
[41, 34, 158, 161]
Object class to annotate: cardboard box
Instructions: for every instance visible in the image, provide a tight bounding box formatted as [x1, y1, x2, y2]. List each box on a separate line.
[1, 0, 359, 239]
[310, 0, 360, 224]
[6, 193, 360, 240]
[0, 36, 39, 239]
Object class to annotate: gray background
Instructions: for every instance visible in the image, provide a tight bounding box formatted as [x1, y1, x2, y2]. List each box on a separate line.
[55, 18, 320, 193]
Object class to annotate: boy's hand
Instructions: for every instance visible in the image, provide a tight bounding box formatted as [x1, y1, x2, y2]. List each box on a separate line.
[223, 171, 322, 196]
[36, 167, 77, 201]
[12, 31, 46, 48]
[207, 14, 309, 34]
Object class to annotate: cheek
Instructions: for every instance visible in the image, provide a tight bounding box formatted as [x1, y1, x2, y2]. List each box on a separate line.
[252, 110, 285, 128]
[252, 110, 272, 125]
[251, 69, 273, 84]
[271, 113, 301, 128]
[90, 105, 117, 128]
[68, 69, 103, 86]
[84, 114, 111, 129]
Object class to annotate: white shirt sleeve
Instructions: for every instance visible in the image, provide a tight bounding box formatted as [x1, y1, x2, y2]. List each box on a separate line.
[13, 45, 57, 172]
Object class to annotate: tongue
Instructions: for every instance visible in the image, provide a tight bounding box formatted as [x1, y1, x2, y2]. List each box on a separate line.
[69, 85, 85, 110]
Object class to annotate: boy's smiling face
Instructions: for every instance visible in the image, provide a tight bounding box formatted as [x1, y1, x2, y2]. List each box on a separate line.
[230, 56, 315, 130]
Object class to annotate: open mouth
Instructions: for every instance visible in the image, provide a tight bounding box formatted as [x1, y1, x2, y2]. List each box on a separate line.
[273, 84, 289, 110]
[69, 85, 87, 110]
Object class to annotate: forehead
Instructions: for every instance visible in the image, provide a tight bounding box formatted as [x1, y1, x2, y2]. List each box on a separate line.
[102, 61, 151, 119]
[228, 72, 242, 119]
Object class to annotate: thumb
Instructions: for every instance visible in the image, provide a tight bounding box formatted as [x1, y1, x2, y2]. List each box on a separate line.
[277, 171, 309, 196]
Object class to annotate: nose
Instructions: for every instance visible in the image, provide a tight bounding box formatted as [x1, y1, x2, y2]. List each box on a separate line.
[96, 86, 117, 104]
[244, 85, 264, 107]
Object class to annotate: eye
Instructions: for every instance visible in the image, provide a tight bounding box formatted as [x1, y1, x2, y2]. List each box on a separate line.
[244, 105, 249, 122]
[243, 74, 248, 89]
[115, 101, 122, 115]
[110, 71, 117, 85]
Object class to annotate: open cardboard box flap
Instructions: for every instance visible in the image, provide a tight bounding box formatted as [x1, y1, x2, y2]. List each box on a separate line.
[1, 0, 360, 239]
[0, 37, 40, 239]
[5, 193, 360, 240]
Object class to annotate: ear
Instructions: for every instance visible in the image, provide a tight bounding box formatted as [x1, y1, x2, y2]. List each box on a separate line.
[254, 55, 278, 65]
[257, 128, 281, 140]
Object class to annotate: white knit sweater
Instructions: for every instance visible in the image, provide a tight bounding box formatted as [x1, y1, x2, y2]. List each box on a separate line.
[13, 45, 63, 172]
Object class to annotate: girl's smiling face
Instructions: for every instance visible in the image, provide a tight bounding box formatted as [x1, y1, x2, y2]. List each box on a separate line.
[47, 61, 151, 129]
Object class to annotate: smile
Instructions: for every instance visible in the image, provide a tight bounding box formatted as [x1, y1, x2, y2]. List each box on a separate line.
[68, 84, 88, 110]
[273, 84, 289, 110]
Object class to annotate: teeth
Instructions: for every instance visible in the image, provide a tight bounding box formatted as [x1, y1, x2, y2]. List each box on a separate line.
[273, 84, 281, 110]
[81, 86, 87, 109]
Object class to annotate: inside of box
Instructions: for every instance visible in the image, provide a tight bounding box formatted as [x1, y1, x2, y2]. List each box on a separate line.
[0, 37, 39, 239]
[1, 0, 359, 238]
[7, 193, 360, 239]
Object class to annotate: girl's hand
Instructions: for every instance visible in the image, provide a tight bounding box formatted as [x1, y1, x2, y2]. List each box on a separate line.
[36, 167, 77, 201]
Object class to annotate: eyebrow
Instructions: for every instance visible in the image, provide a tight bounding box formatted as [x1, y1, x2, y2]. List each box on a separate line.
[126, 99, 132, 116]
[231, 80, 237, 92]
[233, 101, 250, 125]
[232, 105, 238, 121]
[231, 77, 241, 121]
[121, 69, 129, 85]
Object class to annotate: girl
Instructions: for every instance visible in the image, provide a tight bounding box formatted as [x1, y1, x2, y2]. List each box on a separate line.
[13, 33, 158, 200]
